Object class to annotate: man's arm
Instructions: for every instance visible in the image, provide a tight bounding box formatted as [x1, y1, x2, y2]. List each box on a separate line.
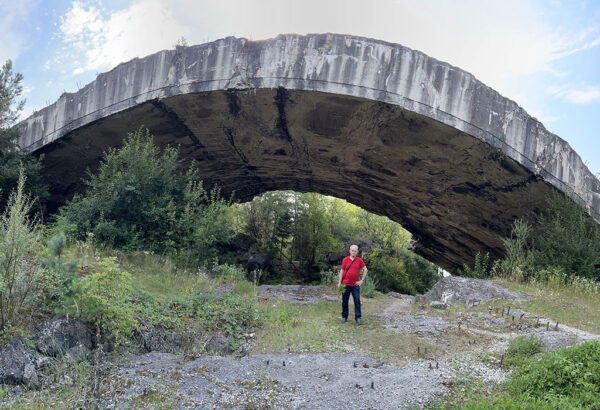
[357, 266, 368, 286]
[337, 268, 344, 287]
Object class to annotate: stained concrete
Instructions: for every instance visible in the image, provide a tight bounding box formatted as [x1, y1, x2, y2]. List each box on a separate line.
[17, 34, 600, 272]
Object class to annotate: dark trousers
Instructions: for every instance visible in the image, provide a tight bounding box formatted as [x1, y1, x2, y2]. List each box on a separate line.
[341, 285, 361, 320]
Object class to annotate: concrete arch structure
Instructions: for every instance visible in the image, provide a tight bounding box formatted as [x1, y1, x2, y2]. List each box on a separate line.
[18, 33, 600, 272]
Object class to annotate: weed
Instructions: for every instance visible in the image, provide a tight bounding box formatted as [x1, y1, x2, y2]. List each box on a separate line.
[503, 336, 543, 367]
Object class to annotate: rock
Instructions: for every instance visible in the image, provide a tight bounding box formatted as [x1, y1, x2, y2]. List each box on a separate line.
[247, 254, 273, 273]
[23, 363, 39, 387]
[141, 326, 184, 353]
[0, 338, 38, 386]
[214, 283, 234, 296]
[430, 301, 448, 309]
[423, 276, 530, 305]
[204, 334, 233, 355]
[35, 317, 95, 359]
[68, 343, 89, 362]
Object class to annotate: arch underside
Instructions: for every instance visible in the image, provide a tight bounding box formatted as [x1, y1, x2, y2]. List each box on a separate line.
[38, 88, 555, 272]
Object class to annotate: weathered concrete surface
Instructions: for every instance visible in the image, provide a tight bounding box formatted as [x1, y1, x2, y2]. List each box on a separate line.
[17, 33, 600, 272]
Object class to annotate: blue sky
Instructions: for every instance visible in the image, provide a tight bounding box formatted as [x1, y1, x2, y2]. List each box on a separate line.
[2, 0, 599, 175]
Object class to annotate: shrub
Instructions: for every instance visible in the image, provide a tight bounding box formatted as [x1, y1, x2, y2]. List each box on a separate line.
[38, 232, 79, 311]
[360, 275, 378, 298]
[503, 335, 544, 367]
[209, 261, 247, 283]
[508, 340, 600, 406]
[69, 257, 136, 342]
[0, 170, 42, 330]
[397, 248, 441, 293]
[497, 218, 532, 279]
[57, 128, 233, 265]
[530, 192, 600, 281]
[461, 252, 491, 279]
[365, 250, 416, 294]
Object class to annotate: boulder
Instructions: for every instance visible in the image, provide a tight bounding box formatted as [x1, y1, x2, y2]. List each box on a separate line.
[141, 326, 184, 353]
[213, 284, 234, 296]
[430, 301, 448, 309]
[0, 338, 38, 386]
[423, 276, 530, 305]
[35, 317, 95, 361]
[204, 334, 233, 355]
[247, 254, 273, 273]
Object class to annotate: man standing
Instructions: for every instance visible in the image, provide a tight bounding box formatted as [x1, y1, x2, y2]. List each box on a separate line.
[337, 245, 368, 325]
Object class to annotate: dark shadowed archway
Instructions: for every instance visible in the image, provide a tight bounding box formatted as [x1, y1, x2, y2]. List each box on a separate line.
[18, 34, 600, 273]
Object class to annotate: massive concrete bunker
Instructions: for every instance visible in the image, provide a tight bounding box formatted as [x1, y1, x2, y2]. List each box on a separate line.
[18, 34, 600, 272]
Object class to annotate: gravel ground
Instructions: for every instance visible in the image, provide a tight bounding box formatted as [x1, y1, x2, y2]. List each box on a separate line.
[101, 352, 452, 409]
[257, 285, 339, 304]
[97, 281, 599, 408]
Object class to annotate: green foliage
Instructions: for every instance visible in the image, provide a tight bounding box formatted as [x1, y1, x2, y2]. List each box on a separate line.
[57, 128, 233, 265]
[68, 257, 136, 342]
[397, 248, 441, 293]
[210, 260, 247, 283]
[461, 252, 491, 279]
[503, 336, 544, 367]
[38, 232, 79, 312]
[529, 192, 600, 281]
[497, 218, 532, 279]
[268, 305, 301, 330]
[359, 275, 378, 298]
[0, 170, 42, 330]
[365, 250, 416, 294]
[0, 60, 48, 213]
[508, 340, 600, 406]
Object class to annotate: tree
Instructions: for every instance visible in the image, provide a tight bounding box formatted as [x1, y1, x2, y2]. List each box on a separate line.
[58, 128, 233, 264]
[0, 60, 48, 212]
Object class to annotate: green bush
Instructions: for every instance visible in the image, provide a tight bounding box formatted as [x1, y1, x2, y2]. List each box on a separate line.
[461, 251, 491, 279]
[56, 128, 233, 265]
[360, 275, 378, 298]
[69, 257, 136, 342]
[38, 232, 79, 312]
[209, 261, 247, 283]
[0, 170, 42, 330]
[530, 193, 600, 281]
[503, 336, 544, 367]
[397, 248, 441, 293]
[365, 250, 416, 294]
[129, 288, 260, 349]
[509, 340, 600, 406]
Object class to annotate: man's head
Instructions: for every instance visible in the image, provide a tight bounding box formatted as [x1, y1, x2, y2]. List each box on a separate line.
[349, 245, 358, 257]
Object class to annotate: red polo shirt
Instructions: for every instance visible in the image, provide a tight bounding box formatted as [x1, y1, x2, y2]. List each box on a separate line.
[341, 256, 365, 285]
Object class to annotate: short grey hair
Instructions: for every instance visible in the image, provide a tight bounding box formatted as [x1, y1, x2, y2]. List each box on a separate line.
[350, 245, 358, 250]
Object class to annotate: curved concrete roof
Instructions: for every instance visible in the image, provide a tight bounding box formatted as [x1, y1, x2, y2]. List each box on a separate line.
[17, 33, 600, 271]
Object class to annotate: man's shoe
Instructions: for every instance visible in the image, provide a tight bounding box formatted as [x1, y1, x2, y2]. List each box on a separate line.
[356, 318, 363, 326]
[341, 317, 347, 323]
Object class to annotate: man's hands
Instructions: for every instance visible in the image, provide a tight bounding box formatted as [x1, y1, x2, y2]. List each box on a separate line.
[356, 280, 363, 286]
[337, 282, 341, 288]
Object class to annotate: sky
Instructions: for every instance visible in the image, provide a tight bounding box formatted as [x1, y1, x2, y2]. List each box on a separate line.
[1, 0, 599, 175]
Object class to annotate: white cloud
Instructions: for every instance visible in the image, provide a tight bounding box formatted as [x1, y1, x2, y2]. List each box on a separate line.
[50, 0, 600, 91]
[547, 84, 600, 104]
[0, 0, 38, 63]
[52, 0, 192, 76]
